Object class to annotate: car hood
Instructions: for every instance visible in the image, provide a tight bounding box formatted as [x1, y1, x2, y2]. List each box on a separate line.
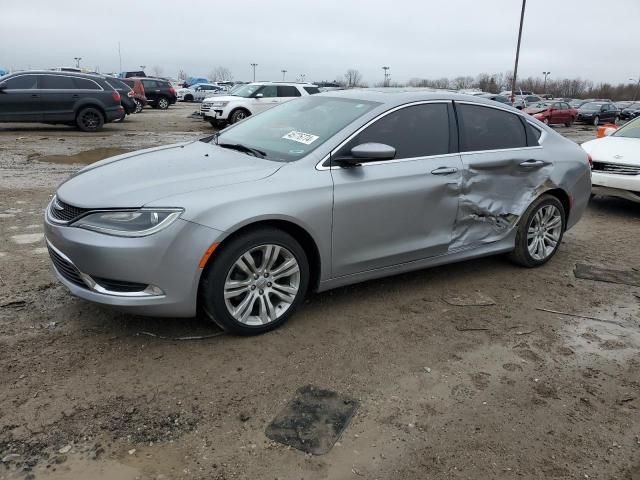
[56, 141, 283, 208]
[581, 136, 639, 166]
[202, 94, 241, 104]
[525, 107, 547, 114]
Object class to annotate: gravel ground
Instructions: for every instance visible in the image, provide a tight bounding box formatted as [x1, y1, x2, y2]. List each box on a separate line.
[0, 104, 639, 480]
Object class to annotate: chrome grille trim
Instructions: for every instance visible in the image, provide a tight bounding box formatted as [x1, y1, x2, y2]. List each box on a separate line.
[592, 161, 640, 176]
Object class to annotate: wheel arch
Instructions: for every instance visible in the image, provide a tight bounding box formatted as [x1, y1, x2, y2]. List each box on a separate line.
[74, 102, 106, 121]
[201, 218, 322, 293]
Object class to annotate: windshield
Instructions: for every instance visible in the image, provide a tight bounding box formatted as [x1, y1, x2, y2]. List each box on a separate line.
[530, 102, 551, 109]
[612, 117, 640, 139]
[580, 102, 604, 110]
[212, 96, 380, 162]
[232, 84, 262, 97]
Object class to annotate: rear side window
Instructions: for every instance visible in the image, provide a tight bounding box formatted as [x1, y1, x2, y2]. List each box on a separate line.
[304, 86, 321, 95]
[3, 75, 38, 89]
[73, 78, 101, 90]
[40, 75, 76, 89]
[258, 85, 277, 97]
[339, 103, 450, 159]
[277, 85, 301, 97]
[141, 80, 157, 89]
[458, 104, 527, 151]
[121, 79, 134, 88]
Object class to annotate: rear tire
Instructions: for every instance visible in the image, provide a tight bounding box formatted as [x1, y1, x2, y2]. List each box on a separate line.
[509, 194, 566, 268]
[199, 227, 309, 335]
[134, 99, 143, 113]
[76, 107, 104, 132]
[592, 115, 600, 126]
[157, 97, 170, 110]
[564, 117, 574, 127]
[614, 115, 620, 124]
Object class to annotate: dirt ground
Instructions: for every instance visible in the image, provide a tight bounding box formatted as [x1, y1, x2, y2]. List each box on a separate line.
[1, 104, 639, 480]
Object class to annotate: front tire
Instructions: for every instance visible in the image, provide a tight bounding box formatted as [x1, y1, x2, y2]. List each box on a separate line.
[134, 99, 143, 113]
[199, 228, 309, 335]
[592, 115, 600, 126]
[229, 108, 250, 124]
[613, 116, 620, 124]
[564, 117, 574, 127]
[509, 194, 566, 268]
[76, 107, 104, 132]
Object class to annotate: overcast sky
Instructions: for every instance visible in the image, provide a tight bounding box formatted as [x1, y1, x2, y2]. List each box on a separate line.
[1, 0, 637, 85]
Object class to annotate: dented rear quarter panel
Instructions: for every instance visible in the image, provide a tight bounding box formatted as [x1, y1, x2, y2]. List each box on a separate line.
[451, 123, 591, 250]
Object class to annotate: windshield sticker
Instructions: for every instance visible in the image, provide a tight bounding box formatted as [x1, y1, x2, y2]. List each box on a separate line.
[282, 131, 319, 145]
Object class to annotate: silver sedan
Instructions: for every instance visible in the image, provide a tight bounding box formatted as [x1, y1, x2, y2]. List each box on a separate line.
[44, 90, 592, 335]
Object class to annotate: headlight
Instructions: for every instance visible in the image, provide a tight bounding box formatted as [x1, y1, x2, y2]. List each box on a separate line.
[209, 101, 229, 107]
[73, 209, 183, 237]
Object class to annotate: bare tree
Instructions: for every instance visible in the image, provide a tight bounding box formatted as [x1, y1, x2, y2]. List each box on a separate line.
[209, 66, 234, 82]
[151, 65, 164, 77]
[344, 69, 363, 88]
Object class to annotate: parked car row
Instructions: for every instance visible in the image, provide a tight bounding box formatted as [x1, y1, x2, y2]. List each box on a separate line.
[177, 83, 226, 102]
[199, 81, 321, 126]
[0, 70, 177, 131]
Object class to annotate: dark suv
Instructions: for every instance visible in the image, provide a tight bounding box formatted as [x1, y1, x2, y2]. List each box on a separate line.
[104, 77, 137, 121]
[0, 71, 123, 131]
[133, 77, 176, 109]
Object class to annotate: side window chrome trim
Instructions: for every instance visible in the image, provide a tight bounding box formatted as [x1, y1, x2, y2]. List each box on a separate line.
[316, 100, 453, 171]
[40, 74, 104, 91]
[3, 74, 38, 89]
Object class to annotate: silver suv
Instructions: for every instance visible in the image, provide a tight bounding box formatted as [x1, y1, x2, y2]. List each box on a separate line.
[200, 82, 320, 125]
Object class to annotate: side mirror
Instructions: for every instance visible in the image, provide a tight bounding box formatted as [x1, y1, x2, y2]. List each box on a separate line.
[255, 93, 264, 98]
[333, 143, 396, 167]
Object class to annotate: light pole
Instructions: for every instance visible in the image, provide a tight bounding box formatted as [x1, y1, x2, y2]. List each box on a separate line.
[299, 73, 306, 82]
[74, 57, 82, 69]
[281, 69, 287, 81]
[510, 0, 527, 104]
[630, 76, 640, 101]
[250, 63, 258, 82]
[542, 71, 550, 92]
[382, 66, 390, 87]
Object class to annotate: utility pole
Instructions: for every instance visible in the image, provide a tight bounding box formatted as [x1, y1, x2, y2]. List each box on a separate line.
[542, 71, 550, 92]
[382, 66, 390, 87]
[118, 42, 122, 73]
[251, 63, 258, 82]
[510, 0, 526, 105]
[631, 76, 640, 101]
[281, 69, 287, 81]
[74, 57, 82, 69]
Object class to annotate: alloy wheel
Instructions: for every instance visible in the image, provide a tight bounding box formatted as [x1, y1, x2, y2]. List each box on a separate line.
[223, 244, 300, 326]
[158, 98, 169, 109]
[82, 111, 99, 129]
[526, 205, 562, 261]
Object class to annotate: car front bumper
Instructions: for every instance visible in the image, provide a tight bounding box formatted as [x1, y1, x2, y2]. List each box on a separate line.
[591, 171, 640, 203]
[44, 216, 224, 317]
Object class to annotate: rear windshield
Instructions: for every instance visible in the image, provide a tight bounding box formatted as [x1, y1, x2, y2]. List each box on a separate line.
[304, 87, 321, 95]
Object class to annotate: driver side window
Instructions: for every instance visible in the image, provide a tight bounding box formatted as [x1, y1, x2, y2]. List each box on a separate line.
[336, 103, 450, 160]
[258, 86, 277, 98]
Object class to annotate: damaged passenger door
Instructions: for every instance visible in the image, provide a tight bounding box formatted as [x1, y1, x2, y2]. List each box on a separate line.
[330, 102, 462, 277]
[451, 102, 551, 249]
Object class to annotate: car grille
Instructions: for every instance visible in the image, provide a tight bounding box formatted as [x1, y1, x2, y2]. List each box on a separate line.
[200, 103, 212, 113]
[592, 161, 640, 176]
[47, 245, 87, 289]
[49, 198, 89, 223]
[93, 277, 148, 293]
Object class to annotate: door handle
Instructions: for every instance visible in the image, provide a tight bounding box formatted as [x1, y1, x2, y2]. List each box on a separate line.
[519, 159, 546, 168]
[431, 167, 458, 175]
[31, 94, 39, 98]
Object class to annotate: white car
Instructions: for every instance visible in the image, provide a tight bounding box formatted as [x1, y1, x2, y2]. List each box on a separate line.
[581, 117, 640, 203]
[200, 82, 320, 125]
[177, 83, 225, 102]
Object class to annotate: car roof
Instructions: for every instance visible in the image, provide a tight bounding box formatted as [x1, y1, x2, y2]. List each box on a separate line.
[3, 70, 107, 80]
[318, 88, 526, 109]
[250, 81, 318, 87]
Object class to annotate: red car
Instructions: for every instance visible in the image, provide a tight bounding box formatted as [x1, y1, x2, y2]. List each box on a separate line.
[121, 78, 147, 113]
[524, 100, 577, 127]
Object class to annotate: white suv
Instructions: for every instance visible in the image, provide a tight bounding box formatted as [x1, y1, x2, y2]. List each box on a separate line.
[200, 82, 320, 125]
[177, 83, 225, 102]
